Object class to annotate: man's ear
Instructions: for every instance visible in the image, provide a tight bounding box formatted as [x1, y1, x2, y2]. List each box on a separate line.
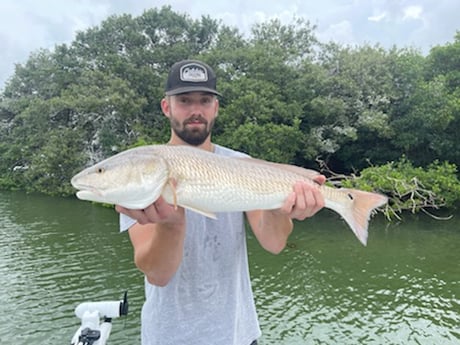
[161, 97, 170, 117]
[214, 98, 219, 117]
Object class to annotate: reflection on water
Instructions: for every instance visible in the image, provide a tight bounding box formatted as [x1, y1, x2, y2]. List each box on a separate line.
[0, 191, 143, 344]
[251, 211, 460, 344]
[0, 191, 459, 344]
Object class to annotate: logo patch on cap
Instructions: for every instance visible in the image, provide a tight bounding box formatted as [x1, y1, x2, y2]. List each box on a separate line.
[180, 63, 208, 83]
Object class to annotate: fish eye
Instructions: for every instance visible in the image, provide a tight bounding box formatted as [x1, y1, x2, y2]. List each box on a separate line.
[96, 167, 105, 174]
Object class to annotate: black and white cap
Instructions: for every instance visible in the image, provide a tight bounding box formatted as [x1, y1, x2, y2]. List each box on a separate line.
[165, 59, 221, 96]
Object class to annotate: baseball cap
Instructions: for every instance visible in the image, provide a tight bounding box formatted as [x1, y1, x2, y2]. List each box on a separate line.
[165, 59, 221, 96]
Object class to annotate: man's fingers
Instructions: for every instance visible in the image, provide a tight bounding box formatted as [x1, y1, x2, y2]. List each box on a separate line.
[116, 201, 163, 224]
[313, 174, 326, 185]
[288, 181, 325, 220]
[153, 197, 176, 218]
[279, 191, 296, 214]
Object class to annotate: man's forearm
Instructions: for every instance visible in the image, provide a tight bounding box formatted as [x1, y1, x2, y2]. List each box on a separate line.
[247, 210, 293, 254]
[129, 222, 186, 286]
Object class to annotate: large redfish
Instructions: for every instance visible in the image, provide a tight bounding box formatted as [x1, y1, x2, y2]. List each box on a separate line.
[71, 145, 388, 245]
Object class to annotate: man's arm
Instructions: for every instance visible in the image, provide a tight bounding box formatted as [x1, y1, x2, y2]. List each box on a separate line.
[116, 197, 186, 287]
[246, 176, 326, 254]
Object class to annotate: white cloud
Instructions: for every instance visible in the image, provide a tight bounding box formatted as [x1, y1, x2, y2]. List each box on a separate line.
[368, 12, 387, 22]
[319, 20, 355, 46]
[402, 5, 423, 21]
[0, 0, 459, 89]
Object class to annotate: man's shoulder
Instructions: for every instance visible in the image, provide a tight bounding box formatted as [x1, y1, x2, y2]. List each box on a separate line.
[214, 144, 249, 158]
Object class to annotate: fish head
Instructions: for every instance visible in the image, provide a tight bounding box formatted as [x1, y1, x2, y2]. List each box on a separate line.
[71, 150, 169, 209]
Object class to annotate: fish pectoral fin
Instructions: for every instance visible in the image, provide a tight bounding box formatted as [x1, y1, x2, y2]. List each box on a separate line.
[168, 177, 178, 210]
[179, 203, 217, 219]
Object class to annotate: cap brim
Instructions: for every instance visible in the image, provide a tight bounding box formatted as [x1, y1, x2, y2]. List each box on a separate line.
[165, 86, 221, 96]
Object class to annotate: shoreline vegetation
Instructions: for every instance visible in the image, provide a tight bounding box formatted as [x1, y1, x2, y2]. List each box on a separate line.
[1, 6, 459, 220]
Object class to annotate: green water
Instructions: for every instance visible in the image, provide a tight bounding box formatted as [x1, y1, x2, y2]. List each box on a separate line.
[0, 191, 459, 344]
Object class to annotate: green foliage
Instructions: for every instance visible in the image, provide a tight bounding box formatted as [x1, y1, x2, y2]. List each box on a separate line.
[425, 31, 460, 90]
[216, 120, 303, 163]
[340, 158, 460, 219]
[0, 6, 460, 217]
[24, 129, 86, 196]
[390, 75, 456, 166]
[0, 128, 86, 196]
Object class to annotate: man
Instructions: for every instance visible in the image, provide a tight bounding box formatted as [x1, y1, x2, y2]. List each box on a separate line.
[116, 59, 326, 345]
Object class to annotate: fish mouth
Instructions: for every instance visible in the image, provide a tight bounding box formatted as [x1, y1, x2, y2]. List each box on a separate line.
[74, 186, 101, 195]
[74, 184, 106, 203]
[76, 189, 104, 203]
[70, 175, 83, 189]
[71, 179, 103, 197]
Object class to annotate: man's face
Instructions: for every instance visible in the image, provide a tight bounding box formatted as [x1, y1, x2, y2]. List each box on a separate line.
[164, 92, 218, 146]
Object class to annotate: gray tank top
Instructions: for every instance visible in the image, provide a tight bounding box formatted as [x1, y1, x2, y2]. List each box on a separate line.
[120, 145, 261, 345]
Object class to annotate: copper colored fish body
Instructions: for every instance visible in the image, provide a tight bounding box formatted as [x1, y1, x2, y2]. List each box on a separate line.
[71, 145, 388, 245]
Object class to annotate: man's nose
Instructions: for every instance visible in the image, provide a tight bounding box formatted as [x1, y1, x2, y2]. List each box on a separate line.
[189, 101, 203, 115]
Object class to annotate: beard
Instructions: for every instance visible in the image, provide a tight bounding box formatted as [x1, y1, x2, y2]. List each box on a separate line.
[169, 114, 215, 146]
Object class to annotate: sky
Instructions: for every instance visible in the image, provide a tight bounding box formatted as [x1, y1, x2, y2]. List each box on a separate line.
[1, 0, 459, 90]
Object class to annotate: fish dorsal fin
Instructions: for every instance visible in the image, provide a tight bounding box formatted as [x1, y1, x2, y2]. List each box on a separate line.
[235, 157, 320, 180]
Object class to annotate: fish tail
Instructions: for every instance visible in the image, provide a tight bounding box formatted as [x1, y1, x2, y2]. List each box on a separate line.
[329, 188, 388, 246]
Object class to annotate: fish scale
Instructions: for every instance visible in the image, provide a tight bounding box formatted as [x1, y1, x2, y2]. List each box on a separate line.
[71, 145, 388, 245]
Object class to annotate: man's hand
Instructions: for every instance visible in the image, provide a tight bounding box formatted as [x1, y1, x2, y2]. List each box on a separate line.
[279, 175, 326, 220]
[115, 196, 185, 226]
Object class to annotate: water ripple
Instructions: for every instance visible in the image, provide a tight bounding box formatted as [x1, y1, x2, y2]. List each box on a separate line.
[250, 216, 460, 345]
[0, 192, 143, 344]
[1, 192, 459, 344]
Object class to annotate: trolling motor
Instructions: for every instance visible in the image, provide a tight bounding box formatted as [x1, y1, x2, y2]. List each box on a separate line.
[70, 291, 128, 345]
